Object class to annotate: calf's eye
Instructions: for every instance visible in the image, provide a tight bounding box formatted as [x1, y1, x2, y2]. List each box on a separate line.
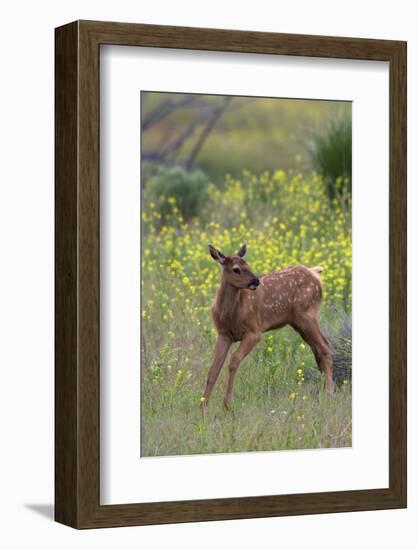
[233, 267, 241, 274]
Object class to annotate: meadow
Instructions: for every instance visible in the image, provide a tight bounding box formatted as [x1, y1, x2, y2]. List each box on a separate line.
[141, 166, 352, 456]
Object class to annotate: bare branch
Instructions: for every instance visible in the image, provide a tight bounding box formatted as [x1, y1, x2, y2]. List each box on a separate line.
[142, 95, 235, 169]
[141, 95, 200, 131]
[142, 116, 201, 164]
[185, 97, 233, 170]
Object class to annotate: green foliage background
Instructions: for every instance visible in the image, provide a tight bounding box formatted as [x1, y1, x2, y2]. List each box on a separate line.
[142, 93, 351, 182]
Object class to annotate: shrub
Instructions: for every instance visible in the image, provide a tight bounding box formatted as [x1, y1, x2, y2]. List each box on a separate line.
[146, 166, 209, 224]
[306, 116, 352, 204]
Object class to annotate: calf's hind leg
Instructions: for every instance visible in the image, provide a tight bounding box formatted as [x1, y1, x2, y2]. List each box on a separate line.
[292, 316, 333, 393]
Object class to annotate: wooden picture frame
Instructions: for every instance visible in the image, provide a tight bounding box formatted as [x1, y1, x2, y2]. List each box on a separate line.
[55, 20, 407, 529]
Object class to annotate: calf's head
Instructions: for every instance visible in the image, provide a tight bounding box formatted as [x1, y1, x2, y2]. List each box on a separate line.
[208, 243, 260, 290]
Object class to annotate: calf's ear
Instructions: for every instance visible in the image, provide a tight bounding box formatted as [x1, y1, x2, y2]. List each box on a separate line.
[237, 243, 246, 258]
[208, 244, 226, 265]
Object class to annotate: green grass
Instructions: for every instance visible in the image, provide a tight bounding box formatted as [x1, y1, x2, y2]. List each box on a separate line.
[141, 325, 351, 456]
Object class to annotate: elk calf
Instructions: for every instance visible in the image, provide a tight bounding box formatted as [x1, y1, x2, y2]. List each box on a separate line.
[202, 243, 333, 411]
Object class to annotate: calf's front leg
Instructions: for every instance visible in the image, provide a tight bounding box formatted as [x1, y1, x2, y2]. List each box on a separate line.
[201, 333, 232, 411]
[223, 332, 261, 410]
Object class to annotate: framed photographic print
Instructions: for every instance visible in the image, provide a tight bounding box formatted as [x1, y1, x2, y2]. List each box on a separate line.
[55, 20, 406, 528]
